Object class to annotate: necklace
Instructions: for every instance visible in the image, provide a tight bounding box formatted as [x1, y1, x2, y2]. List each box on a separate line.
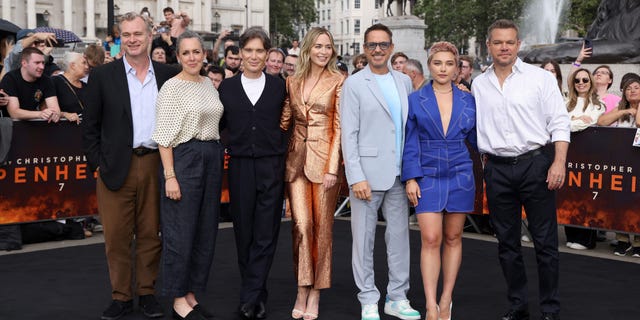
[433, 86, 452, 94]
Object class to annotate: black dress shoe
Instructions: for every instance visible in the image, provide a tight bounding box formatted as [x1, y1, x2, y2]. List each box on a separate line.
[541, 313, 559, 320]
[193, 304, 214, 319]
[238, 303, 255, 320]
[255, 301, 267, 319]
[501, 309, 530, 320]
[101, 299, 133, 320]
[173, 310, 207, 320]
[139, 294, 165, 318]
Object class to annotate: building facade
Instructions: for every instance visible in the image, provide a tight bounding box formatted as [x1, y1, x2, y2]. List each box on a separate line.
[0, 0, 268, 41]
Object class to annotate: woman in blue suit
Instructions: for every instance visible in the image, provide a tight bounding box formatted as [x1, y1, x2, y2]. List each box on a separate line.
[402, 42, 476, 320]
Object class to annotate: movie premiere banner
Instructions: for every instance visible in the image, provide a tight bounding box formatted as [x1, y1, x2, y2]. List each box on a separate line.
[557, 126, 640, 234]
[0, 120, 97, 225]
[1, 121, 639, 234]
[0, 120, 230, 225]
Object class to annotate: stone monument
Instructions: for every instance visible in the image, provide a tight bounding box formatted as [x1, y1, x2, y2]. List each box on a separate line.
[521, 0, 640, 64]
[378, 1, 427, 68]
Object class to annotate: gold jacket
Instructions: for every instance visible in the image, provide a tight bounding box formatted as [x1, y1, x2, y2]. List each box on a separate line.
[280, 71, 345, 183]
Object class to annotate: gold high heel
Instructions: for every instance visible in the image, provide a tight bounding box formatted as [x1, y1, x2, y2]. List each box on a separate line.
[292, 286, 310, 319]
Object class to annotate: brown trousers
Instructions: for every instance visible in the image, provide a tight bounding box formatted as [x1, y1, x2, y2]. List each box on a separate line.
[96, 153, 162, 301]
[288, 175, 339, 289]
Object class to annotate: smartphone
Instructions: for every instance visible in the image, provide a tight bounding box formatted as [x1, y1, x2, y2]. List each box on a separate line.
[157, 26, 170, 34]
[584, 38, 593, 52]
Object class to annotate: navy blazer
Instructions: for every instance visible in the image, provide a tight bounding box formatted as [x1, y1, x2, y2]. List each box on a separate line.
[82, 59, 178, 191]
[218, 72, 288, 158]
[401, 82, 477, 212]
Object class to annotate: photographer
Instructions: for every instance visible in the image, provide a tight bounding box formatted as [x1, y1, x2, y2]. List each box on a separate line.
[162, 7, 191, 38]
[2, 29, 57, 76]
[152, 24, 177, 64]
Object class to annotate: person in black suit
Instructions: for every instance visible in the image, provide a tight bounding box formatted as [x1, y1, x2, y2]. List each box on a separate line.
[82, 12, 178, 320]
[218, 27, 288, 320]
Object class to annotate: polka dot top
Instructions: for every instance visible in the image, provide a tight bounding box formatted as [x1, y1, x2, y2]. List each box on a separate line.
[153, 77, 224, 148]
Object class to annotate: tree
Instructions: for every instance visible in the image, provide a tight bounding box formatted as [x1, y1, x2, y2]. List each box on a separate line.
[413, 0, 477, 53]
[414, 0, 526, 59]
[563, 0, 600, 36]
[270, 0, 317, 46]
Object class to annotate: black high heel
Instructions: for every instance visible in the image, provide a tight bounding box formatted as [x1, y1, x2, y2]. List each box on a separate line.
[173, 309, 206, 320]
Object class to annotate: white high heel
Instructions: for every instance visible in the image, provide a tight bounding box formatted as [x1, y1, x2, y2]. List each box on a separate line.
[438, 302, 452, 320]
[426, 305, 439, 320]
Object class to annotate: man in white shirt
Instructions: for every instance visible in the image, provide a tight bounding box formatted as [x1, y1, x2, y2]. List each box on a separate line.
[287, 39, 300, 56]
[472, 19, 570, 320]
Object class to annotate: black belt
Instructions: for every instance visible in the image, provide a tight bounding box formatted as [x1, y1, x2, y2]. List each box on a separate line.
[487, 148, 543, 165]
[132, 147, 158, 156]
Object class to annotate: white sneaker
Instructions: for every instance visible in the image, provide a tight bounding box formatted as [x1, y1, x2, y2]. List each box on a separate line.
[521, 235, 531, 242]
[362, 304, 380, 320]
[566, 242, 574, 247]
[384, 298, 421, 320]
[569, 242, 588, 250]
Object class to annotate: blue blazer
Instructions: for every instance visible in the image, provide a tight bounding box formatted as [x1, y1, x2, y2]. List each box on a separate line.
[401, 82, 477, 213]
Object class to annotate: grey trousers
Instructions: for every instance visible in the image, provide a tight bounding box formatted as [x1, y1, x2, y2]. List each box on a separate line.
[350, 177, 411, 305]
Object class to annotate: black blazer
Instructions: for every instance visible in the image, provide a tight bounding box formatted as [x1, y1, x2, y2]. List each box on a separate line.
[219, 72, 288, 158]
[82, 59, 178, 191]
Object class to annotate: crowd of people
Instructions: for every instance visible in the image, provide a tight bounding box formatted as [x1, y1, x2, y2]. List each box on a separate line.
[1, 7, 639, 320]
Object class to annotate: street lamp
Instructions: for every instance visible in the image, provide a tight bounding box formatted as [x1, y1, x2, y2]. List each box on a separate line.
[212, 11, 220, 33]
[43, 10, 50, 22]
[107, 1, 120, 36]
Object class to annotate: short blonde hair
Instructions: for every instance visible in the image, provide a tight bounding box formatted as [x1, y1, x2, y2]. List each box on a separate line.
[427, 41, 459, 65]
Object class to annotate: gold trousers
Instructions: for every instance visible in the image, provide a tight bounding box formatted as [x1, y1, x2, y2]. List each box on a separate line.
[288, 175, 339, 289]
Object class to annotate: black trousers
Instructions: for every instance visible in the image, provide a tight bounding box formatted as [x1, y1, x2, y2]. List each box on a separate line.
[484, 152, 560, 314]
[160, 140, 224, 297]
[228, 155, 285, 305]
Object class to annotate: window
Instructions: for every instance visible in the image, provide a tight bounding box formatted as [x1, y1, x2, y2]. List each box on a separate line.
[353, 42, 360, 55]
[346, 19, 350, 34]
[355, 0, 360, 9]
[341, 21, 344, 35]
[354, 19, 360, 35]
[328, 9, 331, 20]
[322, 10, 325, 21]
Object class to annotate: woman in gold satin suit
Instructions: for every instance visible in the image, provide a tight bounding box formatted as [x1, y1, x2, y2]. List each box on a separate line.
[280, 27, 345, 320]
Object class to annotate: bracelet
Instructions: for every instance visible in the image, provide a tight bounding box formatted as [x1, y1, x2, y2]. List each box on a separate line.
[165, 173, 176, 180]
[164, 169, 175, 179]
[573, 61, 581, 67]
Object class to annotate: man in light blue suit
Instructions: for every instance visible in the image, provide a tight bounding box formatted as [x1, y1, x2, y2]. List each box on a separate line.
[340, 24, 420, 320]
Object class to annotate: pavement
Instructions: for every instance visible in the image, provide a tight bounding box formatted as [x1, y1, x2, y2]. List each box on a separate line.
[2, 218, 639, 265]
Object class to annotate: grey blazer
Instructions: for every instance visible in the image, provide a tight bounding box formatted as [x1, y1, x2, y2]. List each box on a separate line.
[340, 65, 412, 191]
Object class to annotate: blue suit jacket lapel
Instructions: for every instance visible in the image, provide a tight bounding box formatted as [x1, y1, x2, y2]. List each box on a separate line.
[449, 87, 466, 138]
[419, 84, 446, 139]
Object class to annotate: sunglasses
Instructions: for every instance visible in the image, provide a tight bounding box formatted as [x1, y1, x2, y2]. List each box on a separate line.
[574, 77, 590, 84]
[364, 42, 391, 51]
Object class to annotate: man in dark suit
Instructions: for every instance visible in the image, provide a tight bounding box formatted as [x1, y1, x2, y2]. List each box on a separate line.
[82, 12, 178, 320]
[218, 27, 287, 320]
